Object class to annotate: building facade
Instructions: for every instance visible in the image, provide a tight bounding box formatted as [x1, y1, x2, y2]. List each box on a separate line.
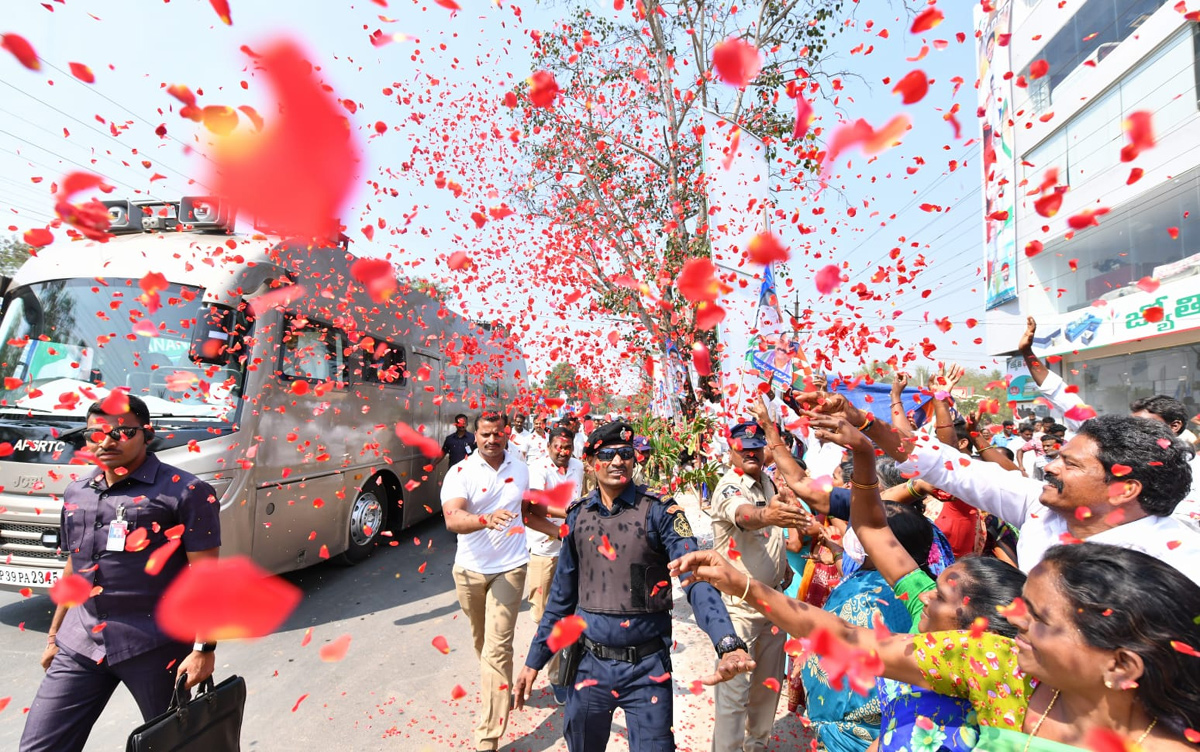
[977, 0, 1200, 420]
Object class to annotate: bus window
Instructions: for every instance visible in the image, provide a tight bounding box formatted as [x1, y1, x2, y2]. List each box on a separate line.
[281, 318, 345, 384]
[362, 341, 407, 386]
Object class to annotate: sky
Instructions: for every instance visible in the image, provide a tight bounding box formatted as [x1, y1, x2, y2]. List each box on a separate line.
[0, 0, 1007, 392]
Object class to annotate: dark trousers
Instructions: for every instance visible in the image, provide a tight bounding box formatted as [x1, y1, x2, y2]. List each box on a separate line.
[564, 647, 675, 752]
[20, 642, 191, 752]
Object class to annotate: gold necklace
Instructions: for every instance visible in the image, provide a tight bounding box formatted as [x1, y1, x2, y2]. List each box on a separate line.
[1023, 690, 1159, 751]
[1023, 689, 1060, 752]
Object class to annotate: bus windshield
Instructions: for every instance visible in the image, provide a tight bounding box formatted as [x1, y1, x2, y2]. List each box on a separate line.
[0, 279, 245, 422]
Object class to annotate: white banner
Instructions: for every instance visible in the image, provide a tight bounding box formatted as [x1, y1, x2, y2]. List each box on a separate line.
[700, 109, 771, 413]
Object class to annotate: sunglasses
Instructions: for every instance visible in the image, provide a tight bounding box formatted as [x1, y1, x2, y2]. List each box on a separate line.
[86, 426, 142, 444]
[595, 446, 636, 462]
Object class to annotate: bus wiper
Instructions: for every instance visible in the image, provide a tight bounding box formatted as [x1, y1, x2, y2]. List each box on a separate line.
[0, 406, 73, 417]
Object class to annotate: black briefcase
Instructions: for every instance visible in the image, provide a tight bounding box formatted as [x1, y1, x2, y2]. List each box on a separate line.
[126, 674, 246, 752]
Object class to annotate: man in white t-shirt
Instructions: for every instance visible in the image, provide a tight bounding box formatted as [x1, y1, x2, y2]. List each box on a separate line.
[508, 411, 531, 462]
[441, 412, 560, 752]
[524, 426, 584, 705]
[525, 414, 550, 465]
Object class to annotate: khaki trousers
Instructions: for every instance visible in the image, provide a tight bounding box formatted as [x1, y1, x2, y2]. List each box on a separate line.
[452, 563, 528, 751]
[712, 600, 787, 752]
[526, 553, 561, 682]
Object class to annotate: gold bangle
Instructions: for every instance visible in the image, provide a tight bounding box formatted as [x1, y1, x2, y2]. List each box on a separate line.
[850, 478, 880, 490]
[738, 574, 753, 603]
[857, 412, 874, 431]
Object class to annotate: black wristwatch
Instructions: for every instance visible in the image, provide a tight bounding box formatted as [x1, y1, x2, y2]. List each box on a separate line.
[193, 641, 218, 653]
[715, 634, 748, 658]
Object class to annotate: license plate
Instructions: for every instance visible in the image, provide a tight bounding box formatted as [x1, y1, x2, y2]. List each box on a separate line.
[0, 564, 61, 587]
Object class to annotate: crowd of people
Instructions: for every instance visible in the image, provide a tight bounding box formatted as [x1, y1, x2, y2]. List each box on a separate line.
[441, 316, 1200, 752]
[20, 313, 1200, 752]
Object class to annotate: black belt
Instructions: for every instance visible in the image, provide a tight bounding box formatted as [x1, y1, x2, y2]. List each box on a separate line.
[581, 635, 665, 663]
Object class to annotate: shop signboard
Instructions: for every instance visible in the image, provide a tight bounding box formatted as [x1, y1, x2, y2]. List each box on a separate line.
[1028, 274, 1200, 357]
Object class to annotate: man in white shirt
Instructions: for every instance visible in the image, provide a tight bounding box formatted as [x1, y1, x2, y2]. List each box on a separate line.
[1129, 394, 1200, 532]
[525, 414, 550, 466]
[441, 412, 560, 752]
[1019, 317, 1200, 531]
[790, 391, 1200, 585]
[524, 426, 585, 705]
[508, 411, 531, 462]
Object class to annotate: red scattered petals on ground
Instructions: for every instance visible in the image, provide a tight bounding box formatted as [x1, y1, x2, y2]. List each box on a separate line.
[319, 634, 352, 662]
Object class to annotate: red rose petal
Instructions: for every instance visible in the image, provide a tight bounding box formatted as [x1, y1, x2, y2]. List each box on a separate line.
[209, 40, 360, 241]
[22, 227, 53, 247]
[892, 69, 929, 104]
[746, 231, 789, 265]
[432, 635, 450, 654]
[547, 614, 587, 653]
[49, 574, 93, 608]
[68, 62, 94, 84]
[527, 70, 559, 108]
[156, 556, 302, 643]
[1, 33, 40, 71]
[319, 634, 352, 662]
[208, 0, 233, 25]
[394, 422, 443, 459]
[910, 6, 944, 33]
[350, 258, 398, 302]
[815, 264, 843, 295]
[712, 37, 761, 88]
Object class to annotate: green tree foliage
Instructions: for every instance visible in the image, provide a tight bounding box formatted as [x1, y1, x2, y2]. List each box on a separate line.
[0, 235, 33, 276]
[512, 0, 850, 374]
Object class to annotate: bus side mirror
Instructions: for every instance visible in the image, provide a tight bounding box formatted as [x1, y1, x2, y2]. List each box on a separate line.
[190, 305, 236, 365]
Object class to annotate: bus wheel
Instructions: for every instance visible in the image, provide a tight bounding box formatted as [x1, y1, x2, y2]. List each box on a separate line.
[339, 486, 387, 565]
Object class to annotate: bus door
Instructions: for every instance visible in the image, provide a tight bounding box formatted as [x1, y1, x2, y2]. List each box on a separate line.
[252, 314, 352, 573]
[401, 347, 442, 529]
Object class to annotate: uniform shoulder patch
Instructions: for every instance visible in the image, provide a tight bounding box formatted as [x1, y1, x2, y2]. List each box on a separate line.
[672, 511, 694, 538]
[720, 485, 742, 499]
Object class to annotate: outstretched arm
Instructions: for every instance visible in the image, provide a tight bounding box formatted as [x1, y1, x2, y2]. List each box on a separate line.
[749, 397, 829, 515]
[669, 550, 927, 688]
[805, 413, 922, 589]
[890, 373, 915, 433]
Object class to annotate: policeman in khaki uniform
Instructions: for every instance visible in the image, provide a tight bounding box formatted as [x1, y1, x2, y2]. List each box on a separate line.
[514, 420, 755, 752]
[709, 421, 809, 752]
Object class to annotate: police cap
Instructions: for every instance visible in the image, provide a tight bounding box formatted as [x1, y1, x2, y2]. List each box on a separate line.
[729, 421, 767, 450]
[585, 420, 635, 456]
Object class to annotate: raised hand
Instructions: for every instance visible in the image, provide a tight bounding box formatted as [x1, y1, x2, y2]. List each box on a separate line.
[803, 411, 873, 453]
[1018, 316, 1037, 353]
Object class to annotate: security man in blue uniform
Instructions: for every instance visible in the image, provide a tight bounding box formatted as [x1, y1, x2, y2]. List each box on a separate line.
[21, 395, 221, 752]
[513, 420, 755, 751]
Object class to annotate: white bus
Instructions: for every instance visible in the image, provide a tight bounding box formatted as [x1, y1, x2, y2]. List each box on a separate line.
[0, 196, 526, 591]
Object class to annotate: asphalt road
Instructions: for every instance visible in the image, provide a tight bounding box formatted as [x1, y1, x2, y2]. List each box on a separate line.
[0, 507, 813, 751]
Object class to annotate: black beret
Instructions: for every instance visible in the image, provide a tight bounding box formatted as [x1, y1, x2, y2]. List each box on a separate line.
[585, 420, 635, 455]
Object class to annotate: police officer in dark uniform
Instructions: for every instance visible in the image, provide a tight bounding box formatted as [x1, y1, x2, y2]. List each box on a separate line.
[513, 420, 755, 751]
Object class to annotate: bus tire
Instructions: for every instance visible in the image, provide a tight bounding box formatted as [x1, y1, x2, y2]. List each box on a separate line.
[338, 484, 388, 565]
